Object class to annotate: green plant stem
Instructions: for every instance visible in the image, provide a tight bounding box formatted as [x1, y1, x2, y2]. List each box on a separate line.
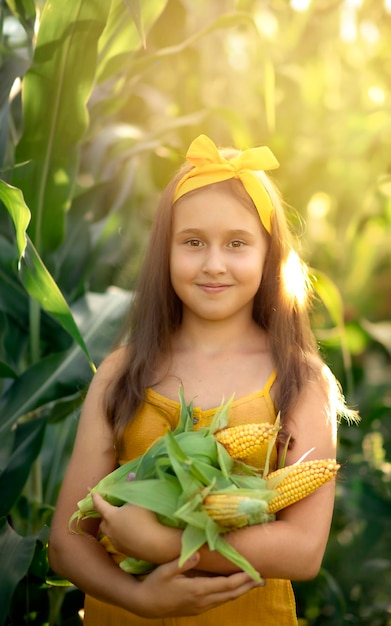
[27, 458, 43, 533]
[29, 297, 41, 364]
[48, 587, 67, 626]
[28, 297, 42, 531]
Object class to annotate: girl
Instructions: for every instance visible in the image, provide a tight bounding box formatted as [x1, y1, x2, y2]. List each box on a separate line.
[49, 134, 352, 625]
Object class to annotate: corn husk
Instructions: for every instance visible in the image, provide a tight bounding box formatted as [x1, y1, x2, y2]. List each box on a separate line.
[70, 387, 339, 583]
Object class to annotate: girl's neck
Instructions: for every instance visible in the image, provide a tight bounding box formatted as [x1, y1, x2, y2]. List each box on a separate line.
[173, 315, 267, 357]
[154, 316, 273, 407]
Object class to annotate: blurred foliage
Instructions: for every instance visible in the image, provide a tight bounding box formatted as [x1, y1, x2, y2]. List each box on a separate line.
[0, 0, 390, 624]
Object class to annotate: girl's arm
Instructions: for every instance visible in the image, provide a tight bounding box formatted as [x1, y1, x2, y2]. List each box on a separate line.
[95, 361, 338, 582]
[48, 353, 261, 618]
[201, 366, 338, 581]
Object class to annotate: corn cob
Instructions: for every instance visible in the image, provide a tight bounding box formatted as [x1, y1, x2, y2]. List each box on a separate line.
[266, 459, 340, 514]
[215, 422, 278, 460]
[203, 492, 275, 529]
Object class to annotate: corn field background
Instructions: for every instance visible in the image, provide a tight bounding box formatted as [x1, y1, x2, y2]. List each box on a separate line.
[0, 0, 390, 624]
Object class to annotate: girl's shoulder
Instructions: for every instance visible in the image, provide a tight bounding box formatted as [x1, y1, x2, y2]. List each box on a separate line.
[95, 345, 129, 378]
[85, 347, 130, 406]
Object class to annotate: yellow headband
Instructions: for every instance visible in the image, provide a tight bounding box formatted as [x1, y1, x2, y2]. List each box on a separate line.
[173, 134, 279, 233]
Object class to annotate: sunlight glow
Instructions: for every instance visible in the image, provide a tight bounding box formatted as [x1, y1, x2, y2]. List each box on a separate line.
[360, 21, 380, 45]
[9, 77, 21, 101]
[368, 85, 385, 104]
[344, 0, 363, 7]
[254, 8, 279, 39]
[290, 0, 311, 11]
[225, 32, 250, 72]
[340, 10, 357, 42]
[307, 193, 333, 243]
[308, 192, 331, 219]
[281, 250, 308, 306]
[385, 0, 391, 14]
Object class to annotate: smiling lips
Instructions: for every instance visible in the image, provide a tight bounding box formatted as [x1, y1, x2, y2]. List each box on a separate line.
[197, 283, 231, 294]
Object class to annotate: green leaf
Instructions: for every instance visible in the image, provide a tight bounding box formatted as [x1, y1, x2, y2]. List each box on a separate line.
[0, 182, 30, 259]
[123, 0, 146, 48]
[180, 524, 208, 564]
[310, 268, 353, 391]
[164, 430, 203, 494]
[311, 269, 345, 329]
[0, 351, 90, 437]
[378, 174, 391, 197]
[215, 535, 262, 583]
[0, 361, 17, 379]
[128, 11, 256, 77]
[119, 556, 155, 574]
[361, 319, 391, 355]
[97, 0, 168, 83]
[5, 0, 36, 22]
[0, 181, 95, 370]
[0, 517, 37, 626]
[103, 477, 181, 519]
[0, 418, 46, 517]
[0, 427, 15, 473]
[0, 264, 29, 325]
[74, 475, 182, 528]
[0, 288, 131, 435]
[12, 0, 112, 253]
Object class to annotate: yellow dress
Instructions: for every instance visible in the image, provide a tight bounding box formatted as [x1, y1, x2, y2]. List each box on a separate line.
[83, 372, 298, 626]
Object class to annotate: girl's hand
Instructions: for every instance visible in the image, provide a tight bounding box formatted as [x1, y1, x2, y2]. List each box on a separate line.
[92, 492, 181, 563]
[133, 552, 264, 618]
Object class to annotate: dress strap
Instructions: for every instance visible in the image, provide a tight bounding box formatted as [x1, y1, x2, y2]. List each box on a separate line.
[263, 370, 277, 394]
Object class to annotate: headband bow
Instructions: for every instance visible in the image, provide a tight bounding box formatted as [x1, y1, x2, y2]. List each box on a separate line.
[173, 134, 279, 233]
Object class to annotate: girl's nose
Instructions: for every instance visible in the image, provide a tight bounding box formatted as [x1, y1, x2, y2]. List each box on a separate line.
[202, 246, 226, 274]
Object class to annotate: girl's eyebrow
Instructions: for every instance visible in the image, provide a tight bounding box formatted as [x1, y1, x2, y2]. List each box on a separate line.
[176, 228, 256, 238]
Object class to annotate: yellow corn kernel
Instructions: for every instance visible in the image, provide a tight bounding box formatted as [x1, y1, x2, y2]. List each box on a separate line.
[215, 422, 278, 460]
[266, 459, 340, 514]
[203, 493, 273, 529]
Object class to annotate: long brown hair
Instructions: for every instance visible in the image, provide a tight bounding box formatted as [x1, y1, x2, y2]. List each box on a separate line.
[106, 150, 351, 443]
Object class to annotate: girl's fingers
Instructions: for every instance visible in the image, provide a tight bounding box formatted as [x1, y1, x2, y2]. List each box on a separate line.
[177, 552, 201, 573]
[91, 492, 109, 516]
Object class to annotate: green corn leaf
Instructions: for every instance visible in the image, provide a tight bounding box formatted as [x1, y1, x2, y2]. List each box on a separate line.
[265, 465, 296, 490]
[165, 429, 228, 492]
[100, 477, 181, 519]
[229, 474, 268, 490]
[279, 434, 292, 470]
[175, 494, 210, 530]
[0, 181, 95, 371]
[175, 430, 219, 466]
[12, 0, 112, 254]
[207, 394, 234, 434]
[204, 516, 222, 548]
[179, 524, 208, 565]
[71, 391, 280, 581]
[263, 413, 280, 477]
[215, 536, 262, 583]
[135, 437, 172, 480]
[0, 518, 38, 625]
[96, 0, 167, 83]
[123, 0, 146, 49]
[72, 459, 141, 520]
[216, 441, 234, 477]
[119, 556, 155, 575]
[176, 385, 195, 433]
[183, 458, 232, 490]
[164, 430, 203, 494]
[128, 12, 256, 79]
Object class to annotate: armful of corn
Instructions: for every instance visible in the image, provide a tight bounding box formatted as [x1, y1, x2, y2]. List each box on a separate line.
[69, 387, 340, 583]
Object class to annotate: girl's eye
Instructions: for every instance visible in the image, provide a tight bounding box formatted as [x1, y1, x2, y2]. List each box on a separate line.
[186, 239, 203, 247]
[229, 240, 245, 248]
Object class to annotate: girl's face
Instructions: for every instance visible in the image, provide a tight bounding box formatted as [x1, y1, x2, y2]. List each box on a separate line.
[170, 183, 269, 325]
